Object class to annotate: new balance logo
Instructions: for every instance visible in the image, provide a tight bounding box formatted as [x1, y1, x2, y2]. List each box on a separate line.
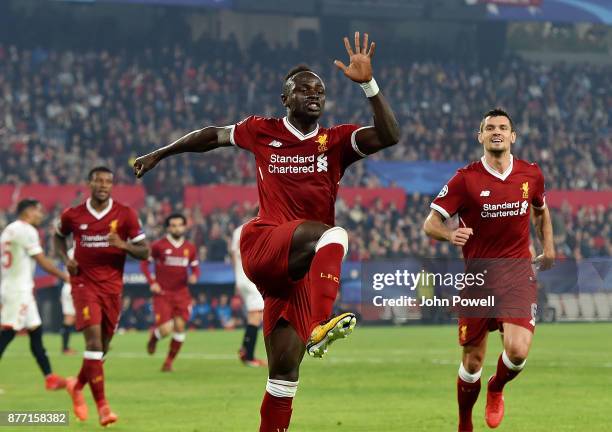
[316, 154, 328, 172]
[480, 190, 490, 197]
[268, 140, 283, 147]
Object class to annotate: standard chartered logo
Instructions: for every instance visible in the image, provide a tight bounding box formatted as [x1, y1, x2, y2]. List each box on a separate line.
[316, 154, 328, 172]
[481, 200, 529, 218]
[267, 153, 328, 174]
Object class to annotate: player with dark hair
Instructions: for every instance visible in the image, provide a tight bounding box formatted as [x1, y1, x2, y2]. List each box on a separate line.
[141, 213, 199, 371]
[0, 199, 69, 390]
[134, 32, 400, 431]
[423, 108, 555, 431]
[54, 166, 149, 426]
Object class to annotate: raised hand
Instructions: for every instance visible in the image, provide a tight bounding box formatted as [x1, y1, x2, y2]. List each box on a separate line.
[133, 152, 160, 178]
[334, 31, 376, 83]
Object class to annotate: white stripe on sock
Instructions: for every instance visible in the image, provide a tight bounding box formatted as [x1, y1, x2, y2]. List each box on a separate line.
[83, 350, 103, 360]
[266, 379, 298, 398]
[458, 362, 482, 383]
[502, 350, 526, 371]
[172, 332, 186, 342]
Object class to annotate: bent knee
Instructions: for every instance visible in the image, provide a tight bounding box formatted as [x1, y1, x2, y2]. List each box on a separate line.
[505, 346, 529, 365]
[316, 226, 348, 256]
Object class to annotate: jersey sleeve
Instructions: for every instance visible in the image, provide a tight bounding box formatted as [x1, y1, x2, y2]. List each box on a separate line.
[189, 245, 201, 278]
[56, 209, 73, 237]
[334, 124, 369, 169]
[431, 171, 467, 219]
[22, 225, 43, 256]
[531, 164, 546, 209]
[125, 209, 146, 243]
[229, 116, 264, 152]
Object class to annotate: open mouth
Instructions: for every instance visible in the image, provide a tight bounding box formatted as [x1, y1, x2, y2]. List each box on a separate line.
[307, 101, 320, 111]
[491, 138, 503, 144]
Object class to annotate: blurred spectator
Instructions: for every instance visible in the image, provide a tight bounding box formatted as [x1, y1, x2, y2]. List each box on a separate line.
[191, 292, 215, 329]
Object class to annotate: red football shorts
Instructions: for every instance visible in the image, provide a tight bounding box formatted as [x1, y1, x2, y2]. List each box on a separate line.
[72, 285, 121, 336]
[457, 282, 537, 346]
[240, 218, 312, 343]
[153, 289, 192, 325]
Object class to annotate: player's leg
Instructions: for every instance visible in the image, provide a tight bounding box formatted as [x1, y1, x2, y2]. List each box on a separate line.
[162, 316, 186, 371]
[61, 315, 76, 354]
[0, 326, 16, 357]
[259, 319, 304, 432]
[240, 309, 264, 365]
[290, 221, 355, 357]
[93, 303, 121, 426]
[456, 319, 490, 432]
[458, 339, 487, 432]
[238, 280, 265, 366]
[27, 325, 66, 390]
[60, 283, 76, 354]
[485, 322, 533, 428]
[147, 296, 172, 354]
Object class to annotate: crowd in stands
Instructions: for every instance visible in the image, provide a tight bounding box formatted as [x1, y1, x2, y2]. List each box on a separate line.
[0, 42, 610, 197]
[0, 193, 609, 264]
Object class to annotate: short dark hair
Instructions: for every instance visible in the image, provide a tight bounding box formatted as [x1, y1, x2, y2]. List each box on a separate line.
[17, 198, 40, 215]
[480, 108, 514, 132]
[283, 64, 315, 96]
[165, 213, 186, 227]
[88, 166, 113, 181]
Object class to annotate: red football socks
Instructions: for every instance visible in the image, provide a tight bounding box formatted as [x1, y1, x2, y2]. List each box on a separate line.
[259, 392, 293, 432]
[166, 334, 184, 364]
[488, 351, 525, 393]
[78, 352, 107, 408]
[308, 241, 345, 326]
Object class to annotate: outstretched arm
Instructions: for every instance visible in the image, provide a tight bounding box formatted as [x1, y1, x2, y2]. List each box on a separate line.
[133, 127, 232, 178]
[334, 32, 401, 154]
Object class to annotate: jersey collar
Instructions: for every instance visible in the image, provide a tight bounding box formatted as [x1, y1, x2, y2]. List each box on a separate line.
[283, 117, 319, 141]
[86, 198, 113, 220]
[166, 235, 185, 249]
[481, 154, 514, 181]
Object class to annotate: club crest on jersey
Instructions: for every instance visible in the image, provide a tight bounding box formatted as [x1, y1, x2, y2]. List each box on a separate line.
[183, 249, 189, 257]
[316, 134, 328, 153]
[521, 182, 529, 199]
[109, 219, 118, 233]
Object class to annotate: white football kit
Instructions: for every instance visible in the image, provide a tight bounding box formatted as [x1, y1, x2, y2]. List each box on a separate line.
[0, 220, 43, 330]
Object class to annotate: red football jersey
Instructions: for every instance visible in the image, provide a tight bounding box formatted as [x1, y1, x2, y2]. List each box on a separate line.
[141, 236, 199, 292]
[230, 116, 367, 225]
[431, 156, 546, 259]
[57, 198, 145, 294]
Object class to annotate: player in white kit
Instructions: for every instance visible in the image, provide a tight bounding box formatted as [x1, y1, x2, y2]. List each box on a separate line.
[59, 247, 77, 354]
[0, 199, 70, 390]
[231, 224, 266, 367]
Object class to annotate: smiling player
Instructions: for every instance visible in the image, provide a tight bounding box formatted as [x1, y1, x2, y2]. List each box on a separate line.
[133, 32, 401, 431]
[424, 109, 555, 431]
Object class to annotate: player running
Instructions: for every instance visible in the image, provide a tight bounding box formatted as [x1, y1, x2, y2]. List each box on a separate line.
[141, 213, 199, 372]
[134, 32, 400, 431]
[59, 247, 77, 355]
[231, 222, 266, 367]
[54, 167, 149, 426]
[0, 199, 69, 391]
[423, 109, 555, 431]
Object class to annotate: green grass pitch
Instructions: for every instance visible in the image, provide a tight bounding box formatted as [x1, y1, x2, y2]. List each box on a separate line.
[1, 323, 611, 431]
